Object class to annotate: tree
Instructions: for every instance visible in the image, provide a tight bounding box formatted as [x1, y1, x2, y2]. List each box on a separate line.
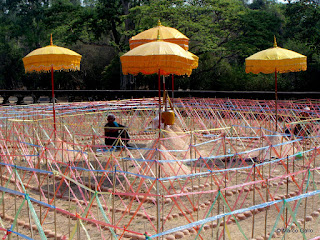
[128, 0, 248, 90]
[283, 1, 320, 91]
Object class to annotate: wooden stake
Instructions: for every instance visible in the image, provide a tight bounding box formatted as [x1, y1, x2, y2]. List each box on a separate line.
[303, 170, 309, 231]
[191, 130, 194, 207]
[285, 156, 289, 240]
[15, 167, 19, 240]
[37, 147, 42, 223]
[1, 162, 4, 217]
[156, 150, 161, 240]
[53, 173, 57, 240]
[216, 188, 220, 240]
[264, 179, 268, 240]
[68, 162, 71, 239]
[112, 164, 116, 240]
[211, 170, 214, 238]
[44, 149, 49, 205]
[76, 208, 80, 239]
[252, 164, 256, 239]
[3, 114, 7, 217]
[27, 198, 34, 239]
[269, 146, 271, 178]
[223, 135, 226, 240]
[312, 147, 316, 210]
[223, 205, 226, 240]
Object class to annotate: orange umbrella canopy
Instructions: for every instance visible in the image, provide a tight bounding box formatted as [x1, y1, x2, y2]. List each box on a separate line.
[121, 40, 198, 76]
[129, 20, 189, 50]
[23, 36, 82, 73]
[245, 38, 307, 74]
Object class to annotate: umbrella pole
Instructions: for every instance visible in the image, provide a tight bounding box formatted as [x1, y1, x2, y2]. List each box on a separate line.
[157, 69, 161, 238]
[158, 70, 162, 132]
[163, 75, 167, 111]
[172, 74, 174, 99]
[275, 69, 278, 132]
[51, 66, 56, 132]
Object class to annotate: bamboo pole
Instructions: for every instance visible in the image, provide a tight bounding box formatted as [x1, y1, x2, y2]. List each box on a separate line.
[284, 156, 289, 240]
[1, 161, 4, 217]
[216, 188, 220, 240]
[27, 198, 34, 239]
[303, 170, 309, 231]
[38, 147, 42, 223]
[211, 169, 214, 238]
[46, 151, 49, 205]
[264, 179, 268, 240]
[223, 135, 226, 240]
[252, 164, 256, 239]
[3, 114, 7, 217]
[156, 70, 162, 240]
[112, 164, 116, 240]
[68, 162, 71, 239]
[312, 147, 316, 210]
[191, 130, 194, 207]
[15, 166, 18, 240]
[53, 172, 57, 240]
[77, 209, 80, 239]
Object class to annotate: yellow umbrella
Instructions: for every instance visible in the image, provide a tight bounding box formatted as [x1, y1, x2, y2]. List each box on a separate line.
[23, 35, 82, 131]
[121, 40, 197, 76]
[245, 37, 307, 131]
[130, 20, 191, 98]
[121, 39, 198, 128]
[121, 38, 198, 236]
[129, 20, 189, 50]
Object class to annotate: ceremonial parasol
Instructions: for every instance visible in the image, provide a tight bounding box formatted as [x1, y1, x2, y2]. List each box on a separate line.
[121, 38, 198, 236]
[23, 35, 82, 131]
[245, 37, 307, 131]
[129, 20, 190, 97]
[121, 38, 198, 128]
[129, 20, 189, 50]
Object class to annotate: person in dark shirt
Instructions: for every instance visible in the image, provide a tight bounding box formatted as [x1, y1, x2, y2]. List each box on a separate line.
[285, 107, 312, 138]
[104, 114, 130, 147]
[293, 107, 312, 137]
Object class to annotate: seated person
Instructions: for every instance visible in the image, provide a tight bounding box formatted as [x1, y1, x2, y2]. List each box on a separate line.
[104, 114, 131, 147]
[293, 107, 312, 137]
[285, 107, 312, 137]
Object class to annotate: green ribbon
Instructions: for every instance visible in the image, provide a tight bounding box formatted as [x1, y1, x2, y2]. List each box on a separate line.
[26, 195, 47, 240]
[195, 191, 220, 240]
[268, 199, 286, 240]
[11, 198, 26, 233]
[96, 194, 118, 239]
[285, 201, 307, 240]
[0, 170, 13, 228]
[219, 191, 248, 240]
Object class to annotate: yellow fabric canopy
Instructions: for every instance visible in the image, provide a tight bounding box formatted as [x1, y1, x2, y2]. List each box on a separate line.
[245, 37, 307, 132]
[23, 39, 82, 73]
[22, 35, 82, 132]
[121, 41, 198, 76]
[245, 45, 307, 74]
[129, 20, 189, 50]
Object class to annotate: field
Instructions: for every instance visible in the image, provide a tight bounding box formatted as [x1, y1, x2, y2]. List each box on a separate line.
[0, 97, 320, 240]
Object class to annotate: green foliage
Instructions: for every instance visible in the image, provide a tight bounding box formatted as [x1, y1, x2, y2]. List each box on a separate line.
[101, 56, 121, 89]
[0, 0, 319, 92]
[229, 7, 283, 61]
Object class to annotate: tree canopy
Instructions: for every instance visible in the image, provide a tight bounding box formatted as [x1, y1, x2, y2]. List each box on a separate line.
[0, 0, 319, 92]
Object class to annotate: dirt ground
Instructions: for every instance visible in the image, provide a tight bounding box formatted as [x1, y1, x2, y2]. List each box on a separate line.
[1, 108, 320, 240]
